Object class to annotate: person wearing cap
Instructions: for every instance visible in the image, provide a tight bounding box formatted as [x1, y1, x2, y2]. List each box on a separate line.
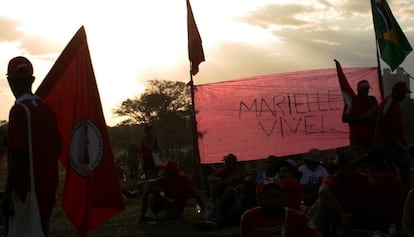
[312, 148, 382, 236]
[139, 160, 205, 223]
[207, 153, 246, 204]
[255, 155, 280, 182]
[1, 56, 61, 236]
[298, 149, 329, 210]
[240, 177, 321, 237]
[204, 153, 248, 226]
[342, 79, 378, 151]
[375, 80, 412, 188]
[298, 149, 329, 186]
[278, 158, 304, 211]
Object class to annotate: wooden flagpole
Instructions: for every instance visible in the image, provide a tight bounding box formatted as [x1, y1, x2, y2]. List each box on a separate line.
[370, 0, 385, 99]
[375, 41, 385, 99]
[188, 71, 205, 191]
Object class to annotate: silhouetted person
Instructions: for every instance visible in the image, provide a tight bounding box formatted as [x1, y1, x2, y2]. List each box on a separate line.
[1, 56, 61, 236]
[342, 80, 378, 152]
[375, 81, 412, 188]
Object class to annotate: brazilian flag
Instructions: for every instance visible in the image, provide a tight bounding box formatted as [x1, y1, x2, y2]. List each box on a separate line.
[371, 0, 412, 71]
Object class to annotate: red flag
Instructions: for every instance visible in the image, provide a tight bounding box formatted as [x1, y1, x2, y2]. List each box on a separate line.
[187, 0, 205, 75]
[334, 59, 357, 114]
[35, 26, 124, 236]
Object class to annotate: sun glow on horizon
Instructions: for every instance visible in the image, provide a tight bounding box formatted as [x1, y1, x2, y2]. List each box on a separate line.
[1, 0, 413, 126]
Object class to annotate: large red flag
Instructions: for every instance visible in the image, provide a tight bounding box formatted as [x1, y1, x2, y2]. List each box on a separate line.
[35, 26, 124, 236]
[187, 0, 205, 75]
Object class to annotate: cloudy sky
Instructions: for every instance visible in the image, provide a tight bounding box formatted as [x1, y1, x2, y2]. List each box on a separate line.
[0, 0, 413, 126]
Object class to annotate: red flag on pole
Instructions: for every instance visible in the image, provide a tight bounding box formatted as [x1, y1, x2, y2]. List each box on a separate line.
[187, 0, 205, 75]
[35, 26, 124, 236]
[334, 59, 356, 115]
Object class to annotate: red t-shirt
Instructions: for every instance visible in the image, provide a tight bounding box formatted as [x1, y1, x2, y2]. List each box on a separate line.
[157, 174, 194, 216]
[322, 173, 378, 229]
[280, 177, 304, 211]
[372, 171, 407, 224]
[347, 95, 378, 146]
[240, 207, 320, 237]
[8, 98, 61, 218]
[375, 96, 405, 144]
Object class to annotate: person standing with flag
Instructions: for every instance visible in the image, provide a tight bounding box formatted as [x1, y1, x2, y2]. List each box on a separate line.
[375, 81, 412, 188]
[341, 80, 378, 150]
[2, 56, 61, 237]
[335, 60, 379, 152]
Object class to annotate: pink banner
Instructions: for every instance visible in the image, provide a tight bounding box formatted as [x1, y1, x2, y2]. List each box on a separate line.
[194, 67, 381, 164]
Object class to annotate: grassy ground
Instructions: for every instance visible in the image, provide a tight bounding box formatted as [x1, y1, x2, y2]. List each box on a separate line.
[47, 179, 240, 237]
[0, 160, 239, 237]
[47, 196, 239, 237]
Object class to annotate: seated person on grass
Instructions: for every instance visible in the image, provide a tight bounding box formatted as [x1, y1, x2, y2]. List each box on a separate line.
[298, 148, 329, 210]
[207, 153, 246, 204]
[311, 148, 383, 236]
[256, 155, 280, 182]
[363, 146, 407, 232]
[139, 160, 205, 223]
[279, 159, 304, 211]
[240, 177, 321, 237]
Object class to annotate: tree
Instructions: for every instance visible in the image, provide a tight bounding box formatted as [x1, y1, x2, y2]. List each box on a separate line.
[112, 80, 194, 168]
[113, 80, 191, 125]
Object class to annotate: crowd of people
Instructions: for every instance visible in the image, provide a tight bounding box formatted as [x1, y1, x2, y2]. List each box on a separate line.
[1, 55, 413, 237]
[135, 78, 414, 236]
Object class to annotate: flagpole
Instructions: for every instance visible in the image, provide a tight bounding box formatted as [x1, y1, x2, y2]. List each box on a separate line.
[370, 0, 385, 99]
[375, 41, 385, 99]
[189, 70, 205, 191]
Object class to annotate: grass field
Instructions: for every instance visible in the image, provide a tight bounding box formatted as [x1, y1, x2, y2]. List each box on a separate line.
[46, 196, 239, 237]
[0, 160, 239, 237]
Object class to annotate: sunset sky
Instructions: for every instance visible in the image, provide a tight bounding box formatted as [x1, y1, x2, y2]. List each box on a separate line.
[0, 0, 413, 126]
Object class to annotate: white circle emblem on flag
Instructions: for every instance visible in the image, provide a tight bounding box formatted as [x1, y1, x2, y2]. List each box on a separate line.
[69, 119, 103, 176]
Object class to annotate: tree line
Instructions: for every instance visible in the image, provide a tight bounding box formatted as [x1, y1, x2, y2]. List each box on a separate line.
[111, 79, 196, 174]
[0, 80, 196, 174]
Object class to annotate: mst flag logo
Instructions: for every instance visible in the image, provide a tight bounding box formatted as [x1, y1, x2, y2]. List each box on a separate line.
[69, 119, 103, 176]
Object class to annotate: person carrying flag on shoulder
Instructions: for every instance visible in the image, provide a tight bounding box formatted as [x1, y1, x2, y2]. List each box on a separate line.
[341, 79, 378, 151]
[335, 59, 379, 154]
[1, 56, 61, 236]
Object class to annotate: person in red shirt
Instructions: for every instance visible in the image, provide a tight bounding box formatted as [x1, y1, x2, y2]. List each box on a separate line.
[240, 177, 320, 237]
[279, 159, 304, 211]
[342, 80, 378, 151]
[375, 81, 412, 188]
[204, 153, 247, 225]
[139, 160, 205, 222]
[363, 146, 407, 232]
[312, 148, 382, 236]
[1, 56, 61, 236]
[207, 153, 246, 204]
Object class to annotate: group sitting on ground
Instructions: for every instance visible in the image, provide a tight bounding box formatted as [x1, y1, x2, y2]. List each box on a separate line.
[136, 142, 413, 237]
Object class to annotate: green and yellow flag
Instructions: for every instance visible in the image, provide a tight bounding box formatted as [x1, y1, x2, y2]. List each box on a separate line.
[371, 0, 412, 71]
